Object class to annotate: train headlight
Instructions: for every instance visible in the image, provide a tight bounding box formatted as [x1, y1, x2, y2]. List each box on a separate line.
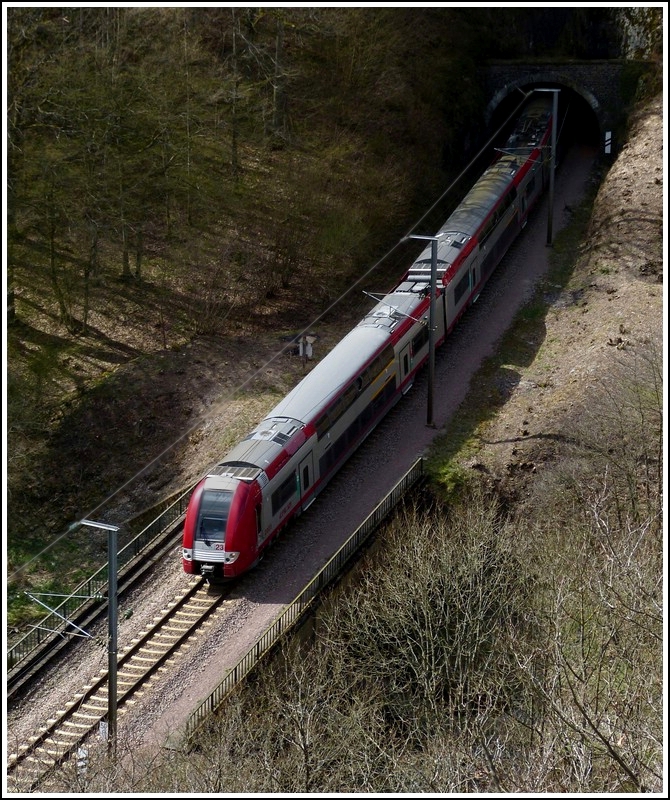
[182, 548, 193, 561]
[223, 551, 240, 564]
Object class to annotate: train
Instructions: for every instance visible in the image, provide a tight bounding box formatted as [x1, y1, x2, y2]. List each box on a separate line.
[182, 93, 554, 581]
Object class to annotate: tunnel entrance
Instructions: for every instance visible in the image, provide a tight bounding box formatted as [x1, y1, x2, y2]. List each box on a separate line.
[490, 83, 602, 152]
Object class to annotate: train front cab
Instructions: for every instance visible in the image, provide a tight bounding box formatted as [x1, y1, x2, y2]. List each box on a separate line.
[182, 474, 262, 580]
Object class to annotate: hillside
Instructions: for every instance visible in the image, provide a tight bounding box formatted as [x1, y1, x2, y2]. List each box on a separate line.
[440, 92, 663, 495]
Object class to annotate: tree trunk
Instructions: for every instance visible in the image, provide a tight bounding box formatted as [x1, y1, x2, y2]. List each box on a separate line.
[82, 223, 99, 332]
[230, 9, 240, 179]
[48, 204, 72, 330]
[272, 15, 287, 136]
[121, 220, 131, 279]
[134, 228, 143, 279]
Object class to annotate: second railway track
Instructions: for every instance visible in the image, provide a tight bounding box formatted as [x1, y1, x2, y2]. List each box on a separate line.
[6, 578, 227, 793]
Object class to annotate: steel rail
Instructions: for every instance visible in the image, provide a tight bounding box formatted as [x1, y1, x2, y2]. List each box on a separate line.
[6, 578, 225, 793]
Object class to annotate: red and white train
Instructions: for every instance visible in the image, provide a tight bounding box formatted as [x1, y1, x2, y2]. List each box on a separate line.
[182, 94, 554, 580]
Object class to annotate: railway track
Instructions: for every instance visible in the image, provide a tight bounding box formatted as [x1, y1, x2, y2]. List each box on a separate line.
[6, 577, 227, 793]
[7, 514, 188, 702]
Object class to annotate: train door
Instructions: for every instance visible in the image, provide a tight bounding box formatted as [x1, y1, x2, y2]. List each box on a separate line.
[520, 193, 528, 226]
[470, 262, 480, 304]
[299, 452, 315, 510]
[399, 344, 412, 391]
[431, 288, 447, 346]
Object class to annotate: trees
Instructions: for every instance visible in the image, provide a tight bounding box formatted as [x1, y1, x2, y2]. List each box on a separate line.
[8, 8, 221, 329]
[323, 496, 531, 732]
[8, 9, 143, 330]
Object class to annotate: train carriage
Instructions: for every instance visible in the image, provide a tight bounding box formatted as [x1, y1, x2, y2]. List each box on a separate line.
[182, 94, 554, 581]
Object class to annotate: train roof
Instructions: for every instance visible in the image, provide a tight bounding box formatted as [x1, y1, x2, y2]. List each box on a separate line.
[267, 323, 392, 424]
[216, 295, 418, 472]
[213, 97, 553, 476]
[445, 158, 520, 232]
[406, 161, 517, 275]
[409, 96, 551, 273]
[218, 418, 301, 472]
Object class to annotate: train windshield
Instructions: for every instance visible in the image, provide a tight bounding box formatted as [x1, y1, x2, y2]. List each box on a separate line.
[196, 489, 233, 543]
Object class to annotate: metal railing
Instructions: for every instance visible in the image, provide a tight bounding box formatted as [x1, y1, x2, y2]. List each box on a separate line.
[183, 457, 425, 744]
[7, 487, 195, 673]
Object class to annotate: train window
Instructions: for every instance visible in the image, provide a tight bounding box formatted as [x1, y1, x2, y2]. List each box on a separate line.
[315, 414, 330, 439]
[343, 383, 359, 405]
[196, 490, 233, 542]
[329, 390, 351, 428]
[316, 344, 394, 442]
[271, 472, 297, 515]
[480, 217, 494, 243]
[329, 398, 343, 425]
[302, 464, 310, 491]
[370, 345, 394, 379]
[412, 324, 429, 353]
[481, 188, 517, 244]
[454, 271, 470, 306]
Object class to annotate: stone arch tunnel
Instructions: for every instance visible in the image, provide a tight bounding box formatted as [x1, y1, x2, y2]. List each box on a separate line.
[484, 61, 644, 158]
